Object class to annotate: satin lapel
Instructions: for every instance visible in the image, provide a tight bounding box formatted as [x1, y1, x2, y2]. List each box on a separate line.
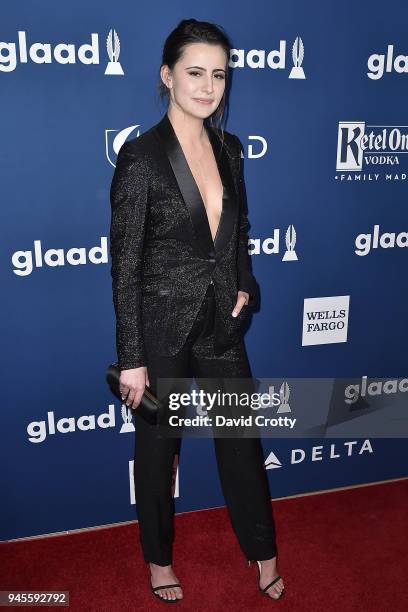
[154, 113, 237, 259]
[206, 125, 237, 254]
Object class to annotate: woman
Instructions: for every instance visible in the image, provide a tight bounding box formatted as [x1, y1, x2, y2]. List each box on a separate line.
[109, 18, 285, 603]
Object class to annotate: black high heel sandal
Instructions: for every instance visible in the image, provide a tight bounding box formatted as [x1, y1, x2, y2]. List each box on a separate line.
[248, 559, 285, 600]
[150, 576, 182, 604]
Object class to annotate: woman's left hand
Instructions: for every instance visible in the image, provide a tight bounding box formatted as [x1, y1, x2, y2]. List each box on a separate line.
[232, 291, 249, 317]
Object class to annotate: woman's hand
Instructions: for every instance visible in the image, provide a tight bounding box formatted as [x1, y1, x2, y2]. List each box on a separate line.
[119, 366, 150, 410]
[232, 290, 249, 317]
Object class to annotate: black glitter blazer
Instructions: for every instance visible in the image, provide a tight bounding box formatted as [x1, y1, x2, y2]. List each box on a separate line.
[109, 112, 258, 370]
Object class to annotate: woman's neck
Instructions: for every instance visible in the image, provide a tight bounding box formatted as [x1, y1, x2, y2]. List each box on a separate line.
[167, 107, 207, 148]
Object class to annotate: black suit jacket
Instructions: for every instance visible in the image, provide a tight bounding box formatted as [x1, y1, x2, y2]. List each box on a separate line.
[109, 112, 258, 370]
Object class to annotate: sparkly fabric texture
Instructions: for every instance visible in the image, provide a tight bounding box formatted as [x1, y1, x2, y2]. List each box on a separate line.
[134, 283, 277, 564]
[109, 115, 258, 370]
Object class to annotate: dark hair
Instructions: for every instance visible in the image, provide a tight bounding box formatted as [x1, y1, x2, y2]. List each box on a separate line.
[158, 19, 232, 137]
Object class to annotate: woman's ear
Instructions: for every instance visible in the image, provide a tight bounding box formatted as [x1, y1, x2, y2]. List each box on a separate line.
[160, 65, 172, 89]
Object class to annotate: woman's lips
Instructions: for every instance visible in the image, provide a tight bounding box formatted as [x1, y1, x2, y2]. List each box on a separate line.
[194, 98, 214, 104]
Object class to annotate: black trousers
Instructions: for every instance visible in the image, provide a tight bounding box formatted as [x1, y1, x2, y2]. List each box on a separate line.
[133, 282, 278, 566]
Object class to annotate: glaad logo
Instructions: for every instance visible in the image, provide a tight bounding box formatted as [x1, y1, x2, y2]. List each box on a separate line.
[196, 381, 292, 416]
[252, 380, 292, 414]
[272, 381, 291, 414]
[105, 125, 141, 167]
[265, 439, 373, 469]
[344, 376, 408, 405]
[289, 36, 305, 79]
[105, 29, 123, 75]
[355, 224, 408, 256]
[120, 405, 135, 433]
[229, 36, 306, 78]
[249, 225, 298, 261]
[27, 406, 117, 443]
[0, 29, 124, 74]
[335, 121, 408, 182]
[12, 238, 108, 276]
[27, 403, 137, 443]
[367, 45, 408, 80]
[302, 296, 350, 346]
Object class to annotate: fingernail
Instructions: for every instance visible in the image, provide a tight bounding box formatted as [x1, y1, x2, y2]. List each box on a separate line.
[232, 311, 238, 317]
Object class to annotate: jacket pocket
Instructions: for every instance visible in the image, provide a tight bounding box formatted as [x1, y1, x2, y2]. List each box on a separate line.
[225, 300, 251, 337]
[142, 288, 172, 297]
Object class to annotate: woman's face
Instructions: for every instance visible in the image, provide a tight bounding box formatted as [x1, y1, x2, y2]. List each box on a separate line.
[163, 42, 227, 119]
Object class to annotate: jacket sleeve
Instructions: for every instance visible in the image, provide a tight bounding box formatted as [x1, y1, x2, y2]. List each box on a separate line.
[234, 135, 259, 308]
[109, 141, 149, 370]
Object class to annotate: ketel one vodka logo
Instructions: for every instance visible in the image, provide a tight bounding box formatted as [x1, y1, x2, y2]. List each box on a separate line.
[335, 121, 408, 181]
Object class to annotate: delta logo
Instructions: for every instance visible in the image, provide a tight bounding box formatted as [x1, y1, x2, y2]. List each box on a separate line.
[265, 439, 373, 469]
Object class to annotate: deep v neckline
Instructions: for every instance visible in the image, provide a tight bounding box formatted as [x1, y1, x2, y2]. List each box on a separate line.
[175, 123, 226, 248]
[155, 111, 237, 259]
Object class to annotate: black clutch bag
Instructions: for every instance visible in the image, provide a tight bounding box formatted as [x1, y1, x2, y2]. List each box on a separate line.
[106, 362, 162, 425]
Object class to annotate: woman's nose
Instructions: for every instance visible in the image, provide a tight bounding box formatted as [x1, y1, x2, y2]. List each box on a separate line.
[203, 77, 214, 93]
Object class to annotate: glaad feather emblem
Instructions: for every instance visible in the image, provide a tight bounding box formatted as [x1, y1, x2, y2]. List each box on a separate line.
[282, 224, 298, 261]
[277, 381, 291, 414]
[105, 28, 124, 75]
[120, 404, 135, 433]
[289, 36, 305, 79]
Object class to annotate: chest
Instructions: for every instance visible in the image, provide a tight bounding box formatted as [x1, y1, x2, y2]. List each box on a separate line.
[181, 144, 224, 238]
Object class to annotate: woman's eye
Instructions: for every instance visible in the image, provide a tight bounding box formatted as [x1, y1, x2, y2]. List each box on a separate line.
[188, 72, 225, 80]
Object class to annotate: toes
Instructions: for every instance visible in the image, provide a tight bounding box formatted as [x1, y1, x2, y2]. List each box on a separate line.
[152, 579, 183, 600]
[268, 587, 278, 599]
[169, 587, 181, 600]
[155, 587, 177, 600]
[168, 589, 176, 600]
[266, 579, 284, 599]
[270, 587, 281, 599]
[275, 582, 284, 597]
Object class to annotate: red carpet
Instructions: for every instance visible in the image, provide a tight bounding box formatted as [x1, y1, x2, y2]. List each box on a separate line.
[1, 479, 407, 611]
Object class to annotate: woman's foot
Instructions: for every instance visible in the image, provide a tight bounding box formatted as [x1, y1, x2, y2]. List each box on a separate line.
[149, 562, 183, 601]
[255, 557, 285, 599]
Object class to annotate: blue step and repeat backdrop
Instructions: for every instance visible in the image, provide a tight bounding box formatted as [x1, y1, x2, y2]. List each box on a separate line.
[1, 1, 407, 540]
